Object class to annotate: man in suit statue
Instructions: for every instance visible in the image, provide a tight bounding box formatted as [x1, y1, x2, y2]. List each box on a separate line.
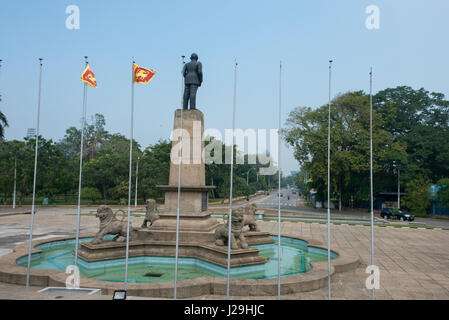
[182, 53, 203, 110]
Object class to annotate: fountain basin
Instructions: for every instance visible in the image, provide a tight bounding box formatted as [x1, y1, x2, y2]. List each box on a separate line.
[0, 233, 360, 298]
[15, 236, 337, 283]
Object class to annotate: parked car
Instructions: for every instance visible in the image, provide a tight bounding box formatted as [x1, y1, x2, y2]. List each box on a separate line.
[380, 208, 415, 221]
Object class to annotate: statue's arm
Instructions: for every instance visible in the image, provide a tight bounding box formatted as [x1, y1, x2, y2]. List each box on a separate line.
[181, 64, 187, 77]
[198, 62, 203, 86]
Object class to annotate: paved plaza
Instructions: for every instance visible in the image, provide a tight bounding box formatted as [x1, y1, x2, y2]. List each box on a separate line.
[0, 207, 448, 299]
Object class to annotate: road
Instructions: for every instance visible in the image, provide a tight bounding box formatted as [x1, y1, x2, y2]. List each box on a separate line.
[251, 188, 449, 228]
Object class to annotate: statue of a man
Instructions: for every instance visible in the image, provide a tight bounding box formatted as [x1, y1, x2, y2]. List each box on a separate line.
[182, 53, 203, 110]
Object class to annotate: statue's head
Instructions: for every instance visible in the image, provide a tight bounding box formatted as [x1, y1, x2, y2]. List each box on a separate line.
[96, 205, 114, 221]
[145, 199, 156, 212]
[245, 203, 257, 215]
[230, 208, 244, 233]
[190, 53, 199, 61]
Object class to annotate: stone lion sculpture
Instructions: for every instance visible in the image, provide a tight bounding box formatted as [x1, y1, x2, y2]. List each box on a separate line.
[141, 199, 159, 228]
[91, 206, 137, 245]
[243, 203, 260, 232]
[215, 208, 248, 250]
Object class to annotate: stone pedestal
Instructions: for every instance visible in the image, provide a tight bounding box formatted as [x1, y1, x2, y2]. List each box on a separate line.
[153, 109, 218, 230]
[78, 108, 275, 268]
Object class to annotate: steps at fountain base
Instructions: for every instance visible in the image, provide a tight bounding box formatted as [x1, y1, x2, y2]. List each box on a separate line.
[77, 240, 266, 268]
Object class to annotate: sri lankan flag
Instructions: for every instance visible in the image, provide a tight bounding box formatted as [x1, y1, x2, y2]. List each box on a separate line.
[80, 64, 97, 88]
[133, 63, 156, 84]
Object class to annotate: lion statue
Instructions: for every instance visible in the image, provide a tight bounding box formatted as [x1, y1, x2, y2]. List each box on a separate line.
[141, 199, 159, 228]
[243, 203, 260, 232]
[215, 207, 248, 250]
[91, 206, 137, 245]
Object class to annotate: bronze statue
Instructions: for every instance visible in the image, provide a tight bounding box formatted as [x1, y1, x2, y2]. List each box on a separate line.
[182, 53, 203, 110]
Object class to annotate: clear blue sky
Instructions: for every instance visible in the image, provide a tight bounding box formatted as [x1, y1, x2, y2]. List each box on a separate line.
[1, 0, 449, 174]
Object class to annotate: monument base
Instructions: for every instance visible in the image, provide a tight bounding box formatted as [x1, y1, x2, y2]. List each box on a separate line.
[77, 229, 275, 268]
[78, 239, 268, 268]
[150, 212, 220, 232]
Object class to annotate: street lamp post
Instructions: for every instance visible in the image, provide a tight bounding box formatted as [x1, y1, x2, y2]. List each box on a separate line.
[246, 168, 253, 185]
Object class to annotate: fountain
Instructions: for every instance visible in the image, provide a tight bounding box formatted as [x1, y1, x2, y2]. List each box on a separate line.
[0, 109, 360, 298]
[77, 109, 275, 267]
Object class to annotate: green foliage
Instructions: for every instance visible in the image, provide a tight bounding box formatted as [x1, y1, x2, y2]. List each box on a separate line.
[284, 86, 449, 211]
[0, 110, 8, 139]
[375, 86, 449, 182]
[4, 87, 448, 212]
[283, 91, 406, 205]
[138, 140, 171, 200]
[82, 133, 139, 203]
[81, 187, 101, 203]
[205, 143, 276, 200]
[403, 176, 432, 216]
[436, 178, 449, 208]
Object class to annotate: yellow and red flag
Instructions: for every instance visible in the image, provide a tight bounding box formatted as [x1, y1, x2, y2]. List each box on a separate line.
[133, 63, 156, 84]
[80, 64, 97, 88]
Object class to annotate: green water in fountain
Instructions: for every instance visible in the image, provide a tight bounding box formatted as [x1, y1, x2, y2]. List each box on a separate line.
[17, 236, 338, 283]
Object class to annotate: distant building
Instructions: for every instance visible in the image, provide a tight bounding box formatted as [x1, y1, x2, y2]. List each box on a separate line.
[26, 128, 36, 139]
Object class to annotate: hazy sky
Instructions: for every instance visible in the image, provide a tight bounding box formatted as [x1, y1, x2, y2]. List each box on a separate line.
[1, 0, 449, 174]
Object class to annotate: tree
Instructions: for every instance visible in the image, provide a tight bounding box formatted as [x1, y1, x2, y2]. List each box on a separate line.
[403, 176, 432, 216]
[436, 178, 449, 209]
[0, 110, 8, 139]
[59, 113, 109, 160]
[81, 187, 101, 204]
[137, 140, 171, 201]
[0, 136, 73, 205]
[85, 114, 109, 160]
[83, 134, 140, 203]
[283, 91, 406, 208]
[375, 86, 449, 182]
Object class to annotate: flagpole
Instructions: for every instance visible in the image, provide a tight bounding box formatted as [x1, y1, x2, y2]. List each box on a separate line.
[369, 67, 375, 300]
[134, 156, 139, 208]
[124, 58, 135, 291]
[277, 60, 282, 300]
[327, 59, 333, 300]
[26, 58, 43, 292]
[174, 55, 186, 299]
[73, 56, 88, 284]
[226, 59, 238, 300]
